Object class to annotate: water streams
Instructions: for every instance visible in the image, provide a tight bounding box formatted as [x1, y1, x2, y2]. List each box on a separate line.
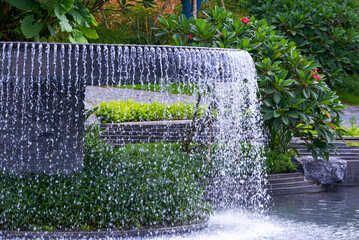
[0, 42, 269, 236]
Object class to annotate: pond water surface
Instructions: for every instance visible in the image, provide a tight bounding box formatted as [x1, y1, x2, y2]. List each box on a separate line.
[139, 186, 359, 240]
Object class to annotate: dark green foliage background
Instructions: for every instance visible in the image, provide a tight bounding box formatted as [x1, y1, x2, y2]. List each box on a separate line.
[247, 0, 359, 84]
[155, 7, 347, 160]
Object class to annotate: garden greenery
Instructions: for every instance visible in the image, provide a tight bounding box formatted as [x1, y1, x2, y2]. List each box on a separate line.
[0, 124, 299, 230]
[155, 7, 347, 160]
[95, 100, 206, 123]
[115, 83, 198, 95]
[0, 129, 211, 231]
[265, 149, 297, 174]
[0, 0, 98, 43]
[334, 73, 359, 97]
[247, 0, 359, 85]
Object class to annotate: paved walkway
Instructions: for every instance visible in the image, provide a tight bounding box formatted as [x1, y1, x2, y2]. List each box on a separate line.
[341, 104, 359, 127]
[84, 86, 359, 127]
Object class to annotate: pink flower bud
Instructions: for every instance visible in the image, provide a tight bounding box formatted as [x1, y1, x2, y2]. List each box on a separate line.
[240, 17, 250, 25]
[313, 75, 321, 80]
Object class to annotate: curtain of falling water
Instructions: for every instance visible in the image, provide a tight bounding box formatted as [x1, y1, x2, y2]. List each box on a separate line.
[0, 43, 85, 173]
[0, 42, 268, 209]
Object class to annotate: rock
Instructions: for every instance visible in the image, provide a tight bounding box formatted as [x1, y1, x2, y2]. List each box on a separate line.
[295, 156, 347, 185]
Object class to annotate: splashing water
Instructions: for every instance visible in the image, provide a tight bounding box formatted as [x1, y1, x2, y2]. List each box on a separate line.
[0, 42, 269, 236]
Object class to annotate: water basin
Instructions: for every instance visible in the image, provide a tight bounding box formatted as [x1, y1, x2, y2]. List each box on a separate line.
[134, 187, 359, 240]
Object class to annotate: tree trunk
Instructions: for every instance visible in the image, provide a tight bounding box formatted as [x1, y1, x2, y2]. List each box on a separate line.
[101, 7, 110, 29]
[153, 0, 171, 26]
[193, 0, 197, 19]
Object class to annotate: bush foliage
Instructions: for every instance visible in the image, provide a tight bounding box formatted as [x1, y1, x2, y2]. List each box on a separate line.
[155, 7, 347, 160]
[265, 149, 297, 174]
[116, 83, 197, 95]
[0, 129, 210, 231]
[96, 100, 206, 123]
[334, 74, 359, 96]
[0, 0, 98, 43]
[247, 0, 359, 84]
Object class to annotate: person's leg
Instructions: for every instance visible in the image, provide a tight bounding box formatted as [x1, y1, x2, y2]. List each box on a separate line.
[181, 0, 193, 18]
[196, 0, 203, 14]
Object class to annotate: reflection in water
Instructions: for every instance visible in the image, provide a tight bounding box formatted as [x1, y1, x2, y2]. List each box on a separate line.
[271, 186, 359, 229]
[135, 187, 359, 240]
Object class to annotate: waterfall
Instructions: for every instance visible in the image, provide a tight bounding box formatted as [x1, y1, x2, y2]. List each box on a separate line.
[0, 42, 268, 209]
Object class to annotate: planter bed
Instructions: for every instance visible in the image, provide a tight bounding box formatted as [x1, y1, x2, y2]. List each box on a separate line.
[99, 120, 212, 146]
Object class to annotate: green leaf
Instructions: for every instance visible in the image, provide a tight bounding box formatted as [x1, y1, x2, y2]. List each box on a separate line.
[282, 115, 289, 125]
[55, 11, 72, 32]
[324, 151, 329, 161]
[39, 0, 75, 16]
[69, 29, 88, 43]
[5, 0, 35, 10]
[21, 15, 44, 39]
[303, 88, 309, 98]
[274, 92, 281, 104]
[287, 111, 298, 118]
[273, 110, 281, 118]
[47, 25, 56, 36]
[263, 111, 274, 120]
[79, 27, 98, 39]
[242, 38, 249, 48]
[68, 2, 93, 28]
[273, 117, 282, 130]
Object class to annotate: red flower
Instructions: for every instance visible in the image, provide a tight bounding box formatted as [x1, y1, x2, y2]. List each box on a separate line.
[310, 69, 321, 80]
[187, 34, 193, 41]
[240, 17, 250, 25]
[313, 74, 321, 80]
[328, 122, 335, 130]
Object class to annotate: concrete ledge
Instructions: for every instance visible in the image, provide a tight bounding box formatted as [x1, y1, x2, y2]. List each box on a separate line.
[0, 222, 208, 239]
[99, 121, 211, 145]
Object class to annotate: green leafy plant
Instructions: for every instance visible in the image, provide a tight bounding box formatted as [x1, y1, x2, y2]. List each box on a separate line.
[155, 7, 347, 160]
[95, 100, 207, 123]
[343, 117, 359, 136]
[115, 83, 198, 95]
[246, 0, 359, 85]
[0, 0, 98, 42]
[265, 148, 297, 174]
[333, 73, 359, 96]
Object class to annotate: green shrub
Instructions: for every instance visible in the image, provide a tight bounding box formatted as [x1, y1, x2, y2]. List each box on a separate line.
[342, 117, 359, 136]
[155, 7, 347, 160]
[247, 0, 359, 84]
[95, 100, 206, 123]
[0, 129, 211, 231]
[333, 74, 359, 97]
[116, 83, 198, 95]
[265, 149, 297, 174]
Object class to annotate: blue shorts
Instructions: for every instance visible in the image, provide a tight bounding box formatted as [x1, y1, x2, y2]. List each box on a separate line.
[181, 0, 203, 18]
